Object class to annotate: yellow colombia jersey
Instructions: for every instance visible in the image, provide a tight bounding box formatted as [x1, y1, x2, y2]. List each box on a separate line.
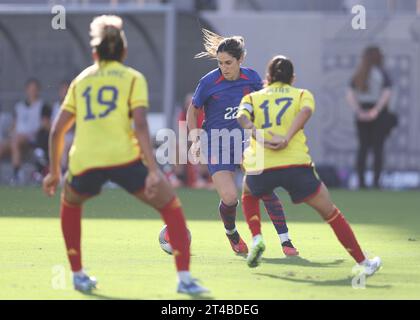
[237, 82, 315, 173]
[62, 61, 148, 176]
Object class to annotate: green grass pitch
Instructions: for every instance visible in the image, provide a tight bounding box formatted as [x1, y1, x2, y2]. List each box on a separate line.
[0, 186, 419, 300]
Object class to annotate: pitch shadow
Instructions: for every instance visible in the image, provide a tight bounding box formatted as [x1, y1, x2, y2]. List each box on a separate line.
[81, 291, 141, 300]
[260, 256, 346, 268]
[254, 273, 392, 289]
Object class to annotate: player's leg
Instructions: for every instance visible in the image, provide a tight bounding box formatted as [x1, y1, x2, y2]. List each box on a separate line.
[304, 183, 381, 275]
[260, 192, 299, 256]
[60, 171, 105, 292]
[241, 176, 261, 238]
[117, 162, 207, 293]
[211, 169, 248, 254]
[241, 178, 266, 267]
[239, 163, 297, 255]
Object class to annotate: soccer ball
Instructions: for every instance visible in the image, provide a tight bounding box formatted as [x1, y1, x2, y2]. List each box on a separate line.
[158, 225, 192, 255]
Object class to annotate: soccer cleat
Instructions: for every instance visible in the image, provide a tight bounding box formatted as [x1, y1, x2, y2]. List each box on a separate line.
[359, 256, 382, 276]
[177, 279, 209, 294]
[281, 240, 299, 256]
[228, 235, 248, 254]
[247, 237, 266, 268]
[73, 274, 97, 292]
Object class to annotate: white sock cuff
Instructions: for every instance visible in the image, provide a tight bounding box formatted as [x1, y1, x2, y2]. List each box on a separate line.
[279, 232, 289, 243]
[73, 269, 85, 277]
[178, 271, 192, 284]
[225, 227, 237, 235]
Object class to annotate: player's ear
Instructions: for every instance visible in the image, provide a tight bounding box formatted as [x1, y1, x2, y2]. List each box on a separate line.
[291, 74, 296, 85]
[238, 53, 245, 65]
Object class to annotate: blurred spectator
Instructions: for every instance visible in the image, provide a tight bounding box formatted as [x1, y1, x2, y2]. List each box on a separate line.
[53, 80, 73, 172]
[9, 78, 51, 185]
[346, 46, 394, 189]
[0, 107, 14, 165]
[33, 80, 72, 181]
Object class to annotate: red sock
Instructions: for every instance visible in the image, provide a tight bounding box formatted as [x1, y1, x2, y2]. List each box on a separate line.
[61, 199, 82, 272]
[159, 197, 190, 271]
[326, 208, 366, 263]
[241, 194, 261, 237]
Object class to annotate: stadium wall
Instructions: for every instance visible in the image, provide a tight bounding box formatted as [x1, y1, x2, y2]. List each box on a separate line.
[201, 12, 420, 173]
[0, 9, 419, 175]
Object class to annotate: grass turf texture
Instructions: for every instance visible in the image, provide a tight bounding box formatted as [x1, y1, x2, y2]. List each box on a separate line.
[0, 186, 419, 300]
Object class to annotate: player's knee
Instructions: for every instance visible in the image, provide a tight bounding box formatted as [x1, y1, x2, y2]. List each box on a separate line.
[220, 191, 238, 206]
[63, 185, 85, 207]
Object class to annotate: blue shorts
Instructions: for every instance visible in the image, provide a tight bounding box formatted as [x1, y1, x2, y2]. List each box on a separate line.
[66, 159, 148, 196]
[202, 133, 245, 176]
[246, 165, 322, 203]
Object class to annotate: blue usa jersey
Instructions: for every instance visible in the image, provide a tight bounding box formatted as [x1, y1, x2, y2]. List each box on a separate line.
[192, 67, 263, 132]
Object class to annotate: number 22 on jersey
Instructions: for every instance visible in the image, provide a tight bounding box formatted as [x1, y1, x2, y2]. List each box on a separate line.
[224, 106, 239, 120]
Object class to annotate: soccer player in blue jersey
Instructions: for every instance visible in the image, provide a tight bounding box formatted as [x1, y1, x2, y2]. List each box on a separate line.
[187, 29, 298, 256]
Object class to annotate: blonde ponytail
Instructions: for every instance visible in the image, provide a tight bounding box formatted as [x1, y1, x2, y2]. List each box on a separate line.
[90, 15, 127, 61]
[195, 28, 225, 59]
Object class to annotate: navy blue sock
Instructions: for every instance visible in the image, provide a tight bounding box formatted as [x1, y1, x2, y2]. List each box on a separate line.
[219, 200, 238, 232]
[261, 193, 288, 234]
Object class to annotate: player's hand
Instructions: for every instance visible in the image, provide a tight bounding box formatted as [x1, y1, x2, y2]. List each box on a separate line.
[190, 140, 201, 163]
[42, 173, 60, 197]
[265, 131, 288, 150]
[145, 169, 162, 198]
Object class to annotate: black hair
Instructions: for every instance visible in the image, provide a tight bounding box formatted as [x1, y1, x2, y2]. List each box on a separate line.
[96, 26, 125, 61]
[90, 15, 127, 62]
[267, 55, 294, 85]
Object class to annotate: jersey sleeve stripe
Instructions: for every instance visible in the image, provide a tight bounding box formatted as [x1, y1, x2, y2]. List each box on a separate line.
[299, 89, 305, 99]
[62, 104, 76, 113]
[72, 83, 77, 104]
[131, 101, 148, 109]
[128, 76, 136, 107]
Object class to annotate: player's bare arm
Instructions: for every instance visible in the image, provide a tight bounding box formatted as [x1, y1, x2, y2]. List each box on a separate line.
[42, 109, 75, 196]
[285, 106, 312, 140]
[237, 113, 285, 150]
[267, 106, 313, 151]
[186, 103, 201, 159]
[132, 107, 161, 197]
